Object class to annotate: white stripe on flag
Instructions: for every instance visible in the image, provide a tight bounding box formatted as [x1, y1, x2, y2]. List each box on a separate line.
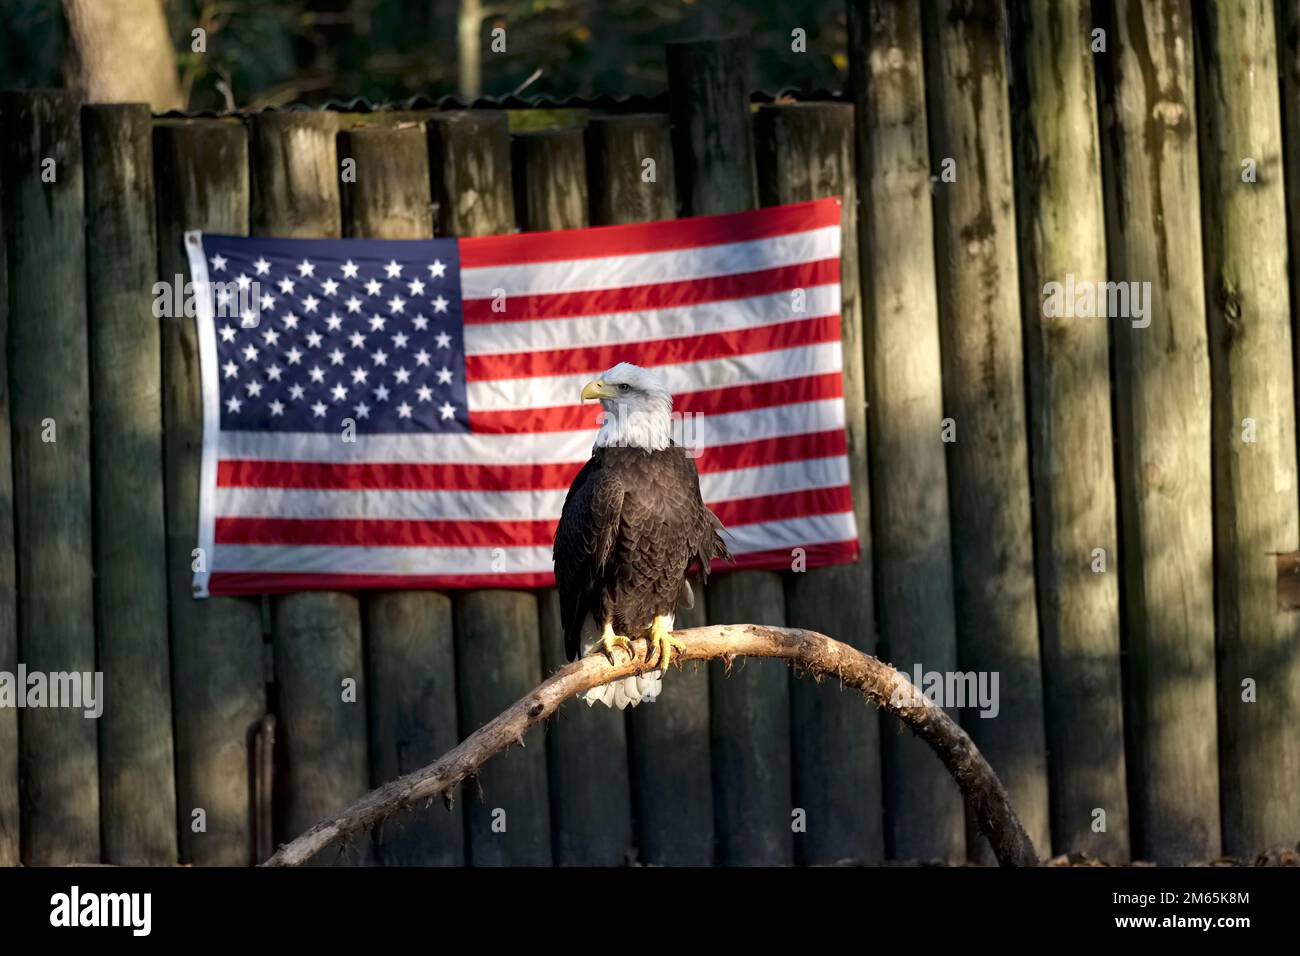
[216, 398, 847, 464]
[214, 457, 851, 522]
[464, 286, 841, 356]
[460, 226, 841, 299]
[210, 512, 856, 577]
[466, 343, 843, 411]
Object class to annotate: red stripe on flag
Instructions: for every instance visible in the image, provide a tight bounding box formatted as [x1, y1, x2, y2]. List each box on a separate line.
[218, 457, 586, 491]
[216, 429, 846, 492]
[212, 486, 852, 549]
[467, 314, 841, 381]
[468, 371, 844, 434]
[462, 260, 840, 323]
[208, 570, 557, 595]
[696, 429, 847, 473]
[204, 538, 862, 596]
[216, 515, 557, 548]
[709, 485, 854, 527]
[458, 197, 841, 268]
[710, 538, 860, 574]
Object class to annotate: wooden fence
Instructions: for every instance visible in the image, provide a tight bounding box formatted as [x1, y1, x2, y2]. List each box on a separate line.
[3, 0, 1300, 867]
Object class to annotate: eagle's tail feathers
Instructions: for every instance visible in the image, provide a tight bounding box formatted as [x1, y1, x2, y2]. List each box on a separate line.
[581, 670, 662, 709]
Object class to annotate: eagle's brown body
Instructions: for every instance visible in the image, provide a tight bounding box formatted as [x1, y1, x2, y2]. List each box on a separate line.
[554, 443, 731, 662]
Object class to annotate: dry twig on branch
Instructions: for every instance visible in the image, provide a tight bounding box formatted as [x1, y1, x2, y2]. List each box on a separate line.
[263, 624, 1040, 867]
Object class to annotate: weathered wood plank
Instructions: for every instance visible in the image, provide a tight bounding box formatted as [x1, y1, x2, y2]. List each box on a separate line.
[453, 591, 552, 865]
[537, 591, 633, 865]
[516, 127, 634, 866]
[920, 0, 1050, 864]
[155, 119, 266, 866]
[364, 594, 460, 865]
[249, 111, 371, 864]
[82, 103, 177, 865]
[845, 0, 965, 861]
[1008, 0, 1131, 862]
[1097, 0, 1221, 862]
[0, 141, 18, 868]
[1194, 0, 1300, 856]
[667, 37, 793, 866]
[585, 112, 715, 866]
[428, 111, 551, 866]
[339, 125, 463, 866]
[755, 101, 884, 865]
[1, 89, 100, 865]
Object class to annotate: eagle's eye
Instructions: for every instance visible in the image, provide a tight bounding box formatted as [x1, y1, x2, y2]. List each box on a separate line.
[618, 383, 630, 392]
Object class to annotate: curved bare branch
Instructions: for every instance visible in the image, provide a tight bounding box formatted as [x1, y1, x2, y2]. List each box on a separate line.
[263, 624, 1040, 867]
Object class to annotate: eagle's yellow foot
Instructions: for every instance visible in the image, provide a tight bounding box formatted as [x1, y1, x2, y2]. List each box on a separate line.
[593, 620, 634, 665]
[646, 615, 686, 670]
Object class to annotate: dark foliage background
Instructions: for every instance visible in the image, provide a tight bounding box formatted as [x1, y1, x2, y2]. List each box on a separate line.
[0, 0, 848, 109]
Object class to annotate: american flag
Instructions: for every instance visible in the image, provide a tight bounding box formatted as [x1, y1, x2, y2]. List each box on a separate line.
[187, 198, 860, 597]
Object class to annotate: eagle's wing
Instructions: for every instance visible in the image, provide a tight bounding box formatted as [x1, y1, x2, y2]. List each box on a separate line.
[682, 452, 733, 579]
[554, 457, 626, 661]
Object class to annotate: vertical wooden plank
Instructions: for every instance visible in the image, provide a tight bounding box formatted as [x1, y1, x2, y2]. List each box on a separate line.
[0, 146, 18, 868]
[585, 113, 715, 866]
[82, 103, 178, 865]
[920, 0, 1050, 864]
[667, 37, 793, 867]
[453, 592, 551, 865]
[845, 1, 965, 861]
[1097, 0, 1221, 862]
[249, 111, 371, 863]
[1285, 0, 1300, 363]
[155, 119, 266, 866]
[1195, 0, 1300, 856]
[0, 90, 100, 865]
[537, 592, 633, 865]
[1008, 0, 1130, 861]
[428, 110, 551, 866]
[516, 127, 634, 866]
[339, 125, 464, 866]
[754, 102, 884, 865]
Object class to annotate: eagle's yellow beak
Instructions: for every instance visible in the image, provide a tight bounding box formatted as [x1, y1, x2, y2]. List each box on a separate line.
[581, 379, 614, 401]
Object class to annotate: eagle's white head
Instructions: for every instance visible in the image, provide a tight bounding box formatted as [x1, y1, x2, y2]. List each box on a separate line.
[582, 362, 673, 451]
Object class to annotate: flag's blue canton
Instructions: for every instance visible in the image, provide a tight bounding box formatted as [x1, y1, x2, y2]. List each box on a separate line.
[201, 235, 467, 434]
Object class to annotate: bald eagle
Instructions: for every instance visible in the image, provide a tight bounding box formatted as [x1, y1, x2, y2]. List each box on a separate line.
[553, 363, 732, 709]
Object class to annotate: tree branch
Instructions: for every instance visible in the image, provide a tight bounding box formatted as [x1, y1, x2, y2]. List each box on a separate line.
[263, 625, 1040, 867]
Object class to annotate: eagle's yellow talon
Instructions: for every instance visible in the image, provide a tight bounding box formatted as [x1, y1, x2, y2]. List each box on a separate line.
[592, 621, 633, 665]
[647, 615, 685, 671]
